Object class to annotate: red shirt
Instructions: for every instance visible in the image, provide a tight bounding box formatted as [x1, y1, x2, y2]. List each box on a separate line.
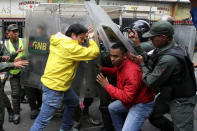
[103, 58, 155, 108]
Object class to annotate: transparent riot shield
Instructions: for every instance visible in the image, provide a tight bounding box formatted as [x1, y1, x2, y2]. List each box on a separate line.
[173, 25, 196, 59]
[21, 11, 60, 89]
[85, 2, 137, 54]
[59, 3, 100, 97]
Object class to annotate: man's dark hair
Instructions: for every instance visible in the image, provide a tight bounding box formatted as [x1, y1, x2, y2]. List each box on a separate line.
[65, 23, 88, 37]
[111, 43, 128, 54]
[37, 25, 47, 31]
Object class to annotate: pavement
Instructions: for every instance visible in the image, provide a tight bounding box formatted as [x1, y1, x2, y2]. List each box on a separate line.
[2, 80, 162, 131]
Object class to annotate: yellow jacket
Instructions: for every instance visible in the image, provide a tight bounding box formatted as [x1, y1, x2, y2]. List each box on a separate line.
[41, 32, 99, 91]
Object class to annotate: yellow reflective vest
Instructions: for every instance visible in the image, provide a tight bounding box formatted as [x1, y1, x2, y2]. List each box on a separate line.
[41, 32, 100, 91]
[4, 38, 25, 75]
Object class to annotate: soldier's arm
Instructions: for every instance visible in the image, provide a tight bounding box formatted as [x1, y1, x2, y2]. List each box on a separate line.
[134, 45, 149, 62]
[0, 60, 28, 72]
[141, 55, 180, 88]
[2, 45, 17, 62]
[128, 39, 152, 63]
[9, 53, 18, 62]
[0, 56, 3, 62]
[2, 43, 19, 62]
[2, 44, 10, 56]
[140, 41, 154, 52]
[9, 46, 23, 62]
[0, 62, 14, 72]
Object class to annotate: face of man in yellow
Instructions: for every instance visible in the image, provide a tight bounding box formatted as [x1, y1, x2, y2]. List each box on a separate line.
[65, 24, 88, 45]
[71, 33, 86, 45]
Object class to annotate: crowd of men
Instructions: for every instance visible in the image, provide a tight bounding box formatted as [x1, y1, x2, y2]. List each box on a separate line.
[0, 0, 197, 131]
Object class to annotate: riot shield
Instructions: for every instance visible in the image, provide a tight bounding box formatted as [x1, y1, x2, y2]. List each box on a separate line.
[59, 3, 99, 97]
[173, 25, 196, 59]
[21, 11, 60, 88]
[85, 2, 136, 54]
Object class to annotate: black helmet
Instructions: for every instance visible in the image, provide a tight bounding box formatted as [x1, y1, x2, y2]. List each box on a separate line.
[160, 15, 174, 25]
[130, 20, 150, 42]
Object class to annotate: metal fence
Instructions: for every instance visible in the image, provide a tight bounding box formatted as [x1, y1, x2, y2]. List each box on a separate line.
[0, 18, 25, 43]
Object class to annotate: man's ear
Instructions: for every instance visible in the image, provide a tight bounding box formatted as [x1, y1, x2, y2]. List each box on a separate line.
[7, 31, 11, 35]
[71, 33, 76, 39]
[161, 35, 168, 40]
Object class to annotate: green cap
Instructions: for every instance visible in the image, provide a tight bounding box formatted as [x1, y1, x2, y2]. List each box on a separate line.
[7, 24, 18, 31]
[143, 21, 174, 38]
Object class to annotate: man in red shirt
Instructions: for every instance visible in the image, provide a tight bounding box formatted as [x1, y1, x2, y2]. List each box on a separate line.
[96, 43, 155, 131]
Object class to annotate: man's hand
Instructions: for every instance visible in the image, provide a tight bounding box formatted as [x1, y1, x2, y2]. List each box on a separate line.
[14, 60, 29, 68]
[14, 58, 22, 62]
[96, 73, 109, 88]
[86, 26, 94, 39]
[2, 56, 10, 61]
[193, 63, 197, 68]
[128, 52, 144, 65]
[129, 30, 141, 46]
[16, 47, 23, 54]
[88, 26, 93, 33]
[88, 32, 94, 39]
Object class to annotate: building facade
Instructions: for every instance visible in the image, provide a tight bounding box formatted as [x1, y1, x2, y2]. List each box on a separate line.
[0, 0, 192, 41]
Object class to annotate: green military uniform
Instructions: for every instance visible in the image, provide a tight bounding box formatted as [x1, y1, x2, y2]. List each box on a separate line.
[0, 88, 4, 131]
[0, 45, 13, 118]
[3, 37, 24, 116]
[130, 32, 174, 130]
[0, 61, 17, 131]
[2, 91, 12, 113]
[129, 39, 154, 53]
[135, 21, 197, 131]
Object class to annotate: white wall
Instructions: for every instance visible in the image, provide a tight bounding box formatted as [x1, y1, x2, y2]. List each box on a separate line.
[0, 0, 47, 18]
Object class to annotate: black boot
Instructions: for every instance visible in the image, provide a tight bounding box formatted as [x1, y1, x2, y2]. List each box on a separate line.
[7, 107, 14, 122]
[20, 97, 28, 104]
[30, 110, 39, 120]
[0, 128, 5, 131]
[13, 114, 20, 124]
[0, 126, 5, 131]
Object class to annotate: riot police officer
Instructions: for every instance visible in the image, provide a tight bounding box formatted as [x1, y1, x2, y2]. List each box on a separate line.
[21, 25, 49, 119]
[130, 21, 197, 131]
[128, 20, 154, 53]
[2, 24, 25, 124]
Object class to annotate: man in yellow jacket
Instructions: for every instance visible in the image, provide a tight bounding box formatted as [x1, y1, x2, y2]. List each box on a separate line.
[30, 24, 99, 131]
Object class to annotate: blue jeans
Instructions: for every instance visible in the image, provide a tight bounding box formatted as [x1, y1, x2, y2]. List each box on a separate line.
[30, 84, 79, 131]
[108, 100, 154, 131]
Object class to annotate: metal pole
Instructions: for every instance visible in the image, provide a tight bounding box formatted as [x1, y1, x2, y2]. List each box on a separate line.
[2, 19, 5, 43]
[10, 0, 11, 16]
[119, 7, 123, 28]
[149, 7, 152, 25]
[59, 3, 61, 15]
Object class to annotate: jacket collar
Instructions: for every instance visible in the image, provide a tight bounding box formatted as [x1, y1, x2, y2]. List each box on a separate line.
[117, 58, 128, 71]
[157, 40, 176, 54]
